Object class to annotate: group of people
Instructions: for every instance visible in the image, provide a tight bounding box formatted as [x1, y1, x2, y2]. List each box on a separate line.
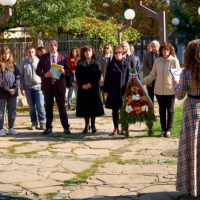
[0, 36, 200, 198]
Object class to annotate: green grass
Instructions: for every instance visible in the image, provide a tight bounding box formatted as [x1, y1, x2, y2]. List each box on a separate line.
[152, 104, 183, 137]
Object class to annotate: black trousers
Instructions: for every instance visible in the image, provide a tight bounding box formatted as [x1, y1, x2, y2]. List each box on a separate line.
[43, 84, 69, 129]
[156, 94, 175, 132]
[147, 81, 155, 104]
[112, 108, 119, 129]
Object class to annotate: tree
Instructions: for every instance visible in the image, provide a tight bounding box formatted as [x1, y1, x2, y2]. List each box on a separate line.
[0, 0, 171, 45]
[170, 0, 200, 44]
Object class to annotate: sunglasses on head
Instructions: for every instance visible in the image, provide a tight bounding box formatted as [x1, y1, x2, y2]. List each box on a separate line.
[115, 52, 122, 54]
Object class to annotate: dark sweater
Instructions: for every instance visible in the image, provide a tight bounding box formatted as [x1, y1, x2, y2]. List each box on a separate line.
[0, 65, 21, 99]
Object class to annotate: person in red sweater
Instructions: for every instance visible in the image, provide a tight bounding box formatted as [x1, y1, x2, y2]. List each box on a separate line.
[67, 47, 80, 110]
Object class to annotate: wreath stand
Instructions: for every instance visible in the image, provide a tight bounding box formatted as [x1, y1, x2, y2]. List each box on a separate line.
[119, 74, 156, 137]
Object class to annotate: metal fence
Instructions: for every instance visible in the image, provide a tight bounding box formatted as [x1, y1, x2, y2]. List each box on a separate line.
[44, 36, 102, 58]
[0, 38, 41, 66]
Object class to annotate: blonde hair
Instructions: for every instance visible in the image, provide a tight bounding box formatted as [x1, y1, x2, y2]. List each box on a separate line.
[120, 41, 131, 56]
[184, 39, 200, 89]
[102, 44, 113, 55]
[0, 46, 14, 72]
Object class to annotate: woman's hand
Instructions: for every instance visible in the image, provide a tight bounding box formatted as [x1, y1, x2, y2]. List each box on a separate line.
[104, 92, 109, 97]
[71, 82, 77, 87]
[86, 83, 92, 89]
[82, 83, 92, 89]
[10, 89, 15, 95]
[100, 77, 103, 82]
[21, 89, 26, 96]
[172, 78, 178, 89]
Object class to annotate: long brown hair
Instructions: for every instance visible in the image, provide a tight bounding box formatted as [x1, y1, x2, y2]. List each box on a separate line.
[0, 46, 14, 72]
[184, 39, 200, 89]
[69, 46, 80, 65]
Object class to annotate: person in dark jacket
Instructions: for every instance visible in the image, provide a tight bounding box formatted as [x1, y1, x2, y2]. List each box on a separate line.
[104, 46, 130, 135]
[0, 46, 21, 136]
[75, 45, 104, 134]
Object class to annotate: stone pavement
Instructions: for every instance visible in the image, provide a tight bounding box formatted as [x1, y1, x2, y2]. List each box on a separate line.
[0, 99, 196, 200]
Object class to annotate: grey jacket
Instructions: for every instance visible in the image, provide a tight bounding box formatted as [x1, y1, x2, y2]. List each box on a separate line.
[143, 51, 157, 87]
[19, 56, 41, 90]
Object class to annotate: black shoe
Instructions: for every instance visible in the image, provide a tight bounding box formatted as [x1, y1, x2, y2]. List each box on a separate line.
[43, 128, 52, 135]
[91, 125, 96, 133]
[68, 105, 71, 109]
[82, 125, 90, 134]
[64, 127, 71, 134]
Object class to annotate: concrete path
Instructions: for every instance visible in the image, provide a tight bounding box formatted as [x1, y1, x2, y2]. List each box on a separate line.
[0, 99, 194, 200]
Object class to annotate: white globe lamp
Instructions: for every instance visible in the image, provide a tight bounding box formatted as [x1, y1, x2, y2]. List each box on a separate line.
[124, 9, 135, 20]
[172, 18, 179, 26]
[0, 0, 16, 6]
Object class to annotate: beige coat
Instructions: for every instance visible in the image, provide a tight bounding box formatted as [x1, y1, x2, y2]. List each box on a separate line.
[141, 55, 180, 95]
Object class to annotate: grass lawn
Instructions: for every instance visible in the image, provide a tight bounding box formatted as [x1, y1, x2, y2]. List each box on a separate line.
[152, 104, 183, 137]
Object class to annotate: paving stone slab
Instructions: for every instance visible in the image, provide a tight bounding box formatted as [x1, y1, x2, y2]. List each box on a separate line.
[95, 186, 130, 196]
[0, 158, 13, 165]
[120, 153, 152, 160]
[14, 158, 42, 166]
[69, 186, 97, 199]
[39, 159, 63, 168]
[49, 172, 76, 182]
[97, 163, 167, 175]
[88, 174, 156, 186]
[0, 184, 22, 192]
[83, 140, 130, 150]
[14, 143, 49, 154]
[1, 163, 29, 172]
[74, 149, 110, 158]
[37, 151, 53, 156]
[51, 142, 86, 149]
[0, 171, 45, 183]
[61, 160, 93, 173]
[20, 180, 64, 195]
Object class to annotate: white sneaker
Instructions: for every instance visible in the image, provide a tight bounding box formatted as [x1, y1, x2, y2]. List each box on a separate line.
[0, 129, 6, 137]
[8, 128, 18, 135]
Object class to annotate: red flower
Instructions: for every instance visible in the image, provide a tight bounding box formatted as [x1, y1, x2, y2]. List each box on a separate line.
[141, 111, 147, 115]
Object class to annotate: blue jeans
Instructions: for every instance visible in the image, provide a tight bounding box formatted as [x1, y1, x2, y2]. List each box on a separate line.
[25, 87, 45, 124]
[0, 97, 17, 129]
[67, 86, 78, 106]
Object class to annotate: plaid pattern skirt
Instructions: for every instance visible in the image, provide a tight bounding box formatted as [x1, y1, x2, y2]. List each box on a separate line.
[176, 97, 200, 197]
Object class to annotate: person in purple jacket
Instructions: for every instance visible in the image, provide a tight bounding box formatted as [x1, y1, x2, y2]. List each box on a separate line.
[36, 39, 71, 135]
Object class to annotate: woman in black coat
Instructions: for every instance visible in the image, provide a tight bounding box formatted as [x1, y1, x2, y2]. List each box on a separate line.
[104, 46, 130, 135]
[76, 45, 104, 134]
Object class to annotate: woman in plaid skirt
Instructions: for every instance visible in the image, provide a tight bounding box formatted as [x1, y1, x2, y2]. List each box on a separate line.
[173, 39, 200, 197]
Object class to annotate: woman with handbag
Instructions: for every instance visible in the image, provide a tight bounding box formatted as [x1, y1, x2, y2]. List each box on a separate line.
[67, 47, 80, 110]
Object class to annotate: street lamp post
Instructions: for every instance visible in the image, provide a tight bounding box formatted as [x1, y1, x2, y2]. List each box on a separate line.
[166, 17, 179, 44]
[0, 0, 16, 24]
[135, 0, 166, 45]
[117, 9, 135, 45]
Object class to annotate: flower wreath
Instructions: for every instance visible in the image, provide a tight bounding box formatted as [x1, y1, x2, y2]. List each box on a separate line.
[120, 74, 156, 137]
